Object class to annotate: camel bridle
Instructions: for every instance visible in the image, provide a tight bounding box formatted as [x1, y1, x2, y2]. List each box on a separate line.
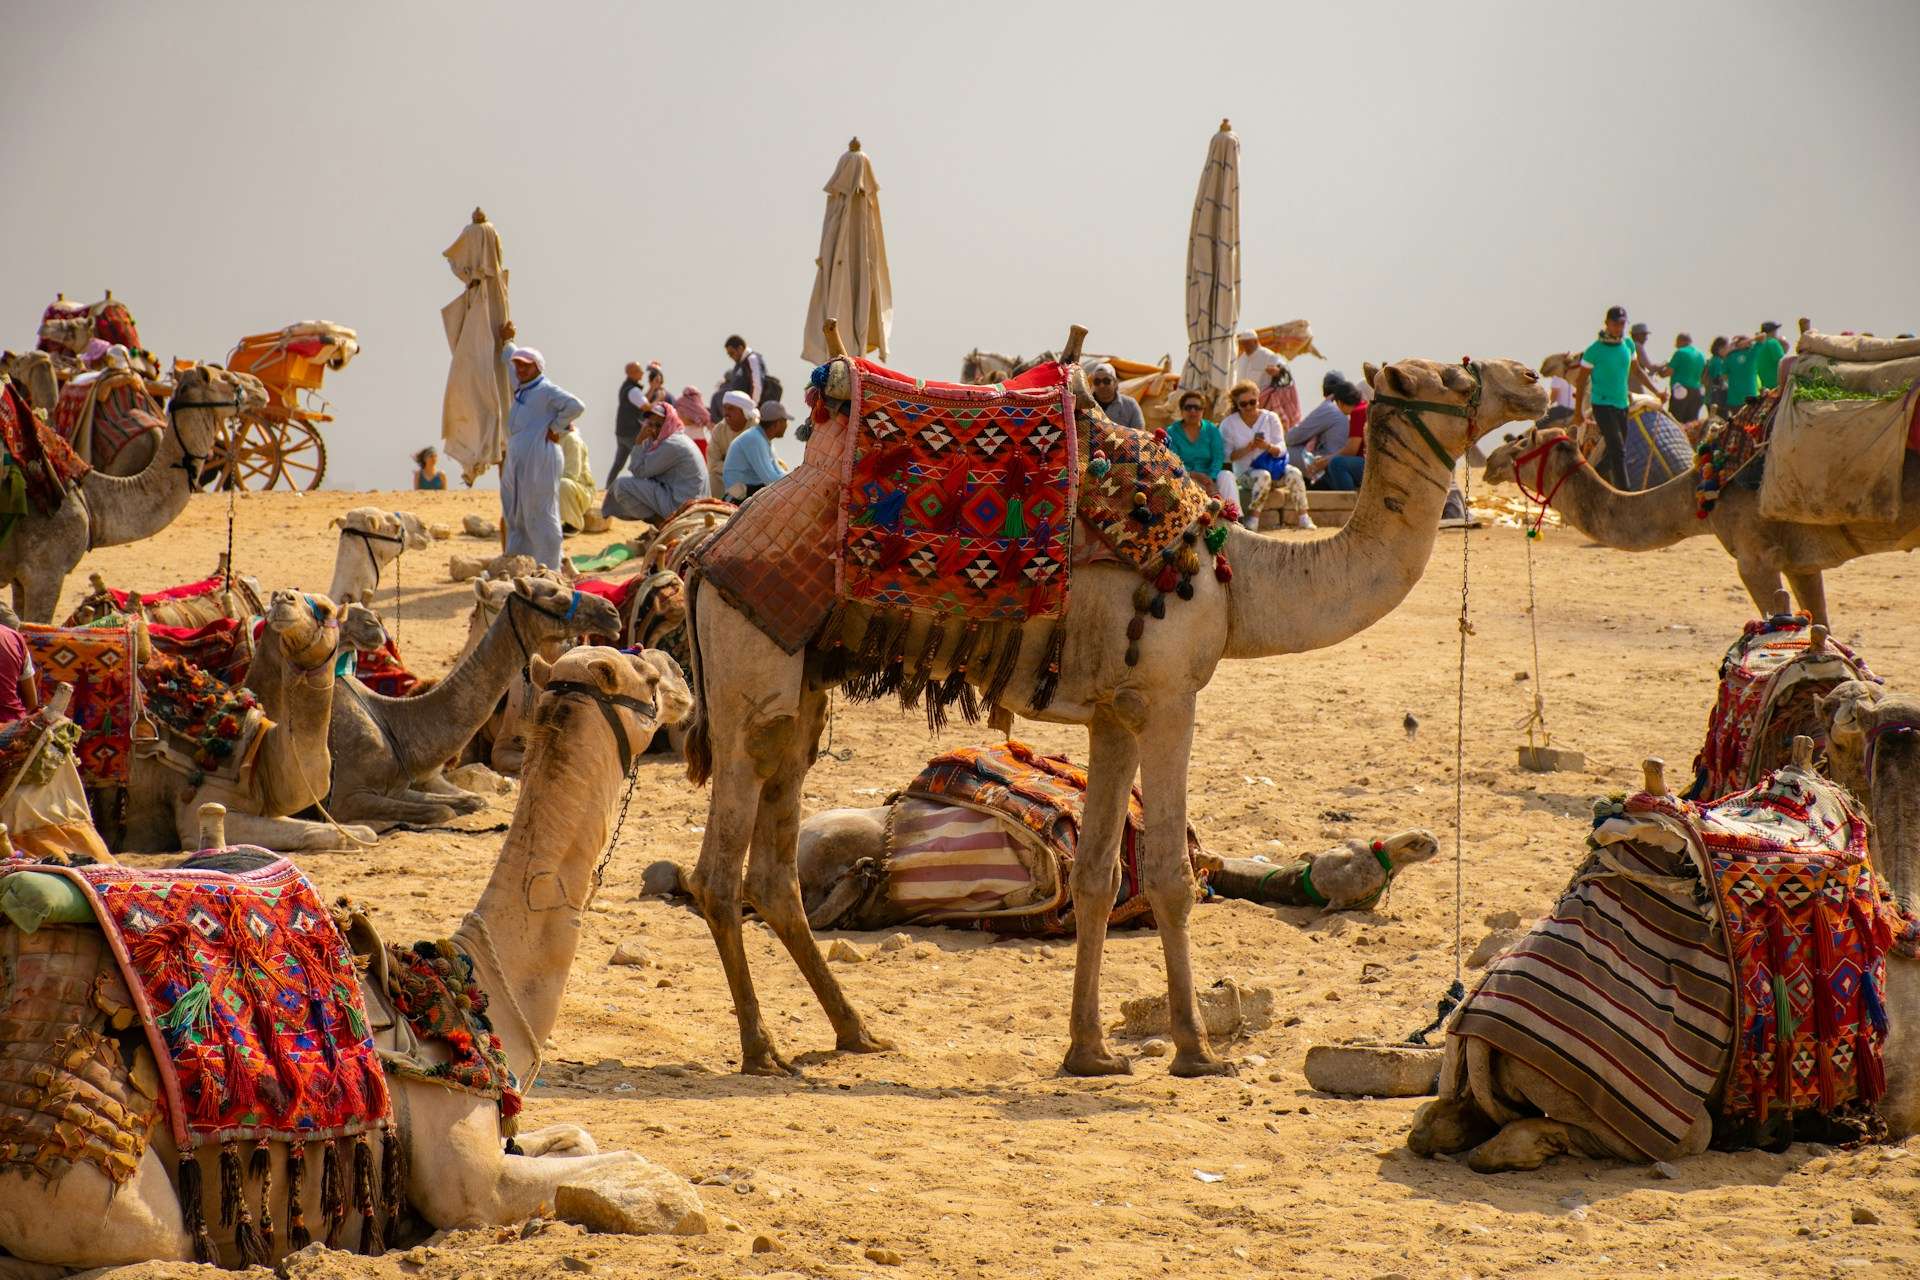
[165, 378, 245, 489]
[1369, 358, 1485, 473]
[1511, 434, 1582, 532]
[342, 524, 408, 583]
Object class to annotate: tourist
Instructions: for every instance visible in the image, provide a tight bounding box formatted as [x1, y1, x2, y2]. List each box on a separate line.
[1705, 336, 1730, 417]
[496, 321, 581, 569]
[412, 446, 446, 490]
[642, 360, 667, 405]
[1665, 332, 1707, 424]
[709, 334, 777, 421]
[1723, 333, 1762, 410]
[1230, 329, 1270, 390]
[603, 400, 707, 523]
[722, 399, 790, 500]
[1571, 305, 1636, 489]
[1259, 360, 1301, 429]
[709, 389, 757, 497]
[1755, 321, 1788, 392]
[557, 422, 597, 534]
[673, 384, 712, 455]
[1218, 380, 1280, 528]
[0, 617, 36, 727]
[606, 361, 647, 486]
[1629, 322, 1662, 394]
[1088, 363, 1143, 429]
[1165, 389, 1226, 486]
[1295, 381, 1368, 490]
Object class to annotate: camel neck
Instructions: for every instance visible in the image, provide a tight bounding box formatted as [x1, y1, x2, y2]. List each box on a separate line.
[1870, 756, 1920, 913]
[369, 598, 555, 772]
[246, 628, 338, 814]
[1530, 441, 1702, 551]
[465, 694, 627, 1080]
[1221, 404, 1460, 659]
[83, 411, 202, 547]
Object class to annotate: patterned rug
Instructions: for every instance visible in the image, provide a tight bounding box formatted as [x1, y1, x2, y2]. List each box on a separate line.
[1, 378, 89, 519]
[9, 857, 396, 1261]
[141, 652, 266, 781]
[0, 710, 54, 801]
[1621, 402, 1693, 490]
[1448, 800, 1736, 1162]
[22, 621, 140, 784]
[148, 616, 255, 687]
[52, 373, 164, 470]
[1687, 613, 1877, 801]
[379, 939, 522, 1124]
[838, 357, 1076, 627]
[1695, 389, 1782, 517]
[902, 740, 1204, 936]
[351, 639, 418, 698]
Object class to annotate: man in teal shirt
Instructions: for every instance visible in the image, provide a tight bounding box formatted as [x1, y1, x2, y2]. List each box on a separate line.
[1572, 304, 1636, 488]
[1664, 332, 1707, 424]
[1723, 334, 1762, 409]
[1754, 321, 1788, 391]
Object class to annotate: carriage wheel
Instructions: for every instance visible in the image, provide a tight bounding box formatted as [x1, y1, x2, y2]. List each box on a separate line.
[202, 413, 286, 490]
[275, 421, 328, 490]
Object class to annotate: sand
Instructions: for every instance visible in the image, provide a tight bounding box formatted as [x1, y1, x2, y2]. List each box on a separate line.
[61, 486, 1920, 1280]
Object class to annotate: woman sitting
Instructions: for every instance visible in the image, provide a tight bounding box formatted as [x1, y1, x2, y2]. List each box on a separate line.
[412, 446, 447, 490]
[1163, 389, 1226, 487]
[601, 399, 708, 523]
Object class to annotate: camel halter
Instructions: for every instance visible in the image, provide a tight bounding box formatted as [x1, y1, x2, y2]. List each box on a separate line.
[1367, 359, 1484, 474]
[503, 589, 586, 679]
[541, 679, 656, 776]
[164, 382, 241, 490]
[343, 522, 410, 646]
[1511, 434, 1582, 535]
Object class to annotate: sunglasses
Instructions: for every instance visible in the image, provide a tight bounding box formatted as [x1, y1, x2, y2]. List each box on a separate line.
[1234, 399, 1256, 409]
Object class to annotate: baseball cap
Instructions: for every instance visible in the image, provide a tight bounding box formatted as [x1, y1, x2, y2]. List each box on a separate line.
[1605, 305, 1628, 323]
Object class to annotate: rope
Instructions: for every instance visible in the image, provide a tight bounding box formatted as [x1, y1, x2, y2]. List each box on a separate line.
[1514, 530, 1551, 751]
[817, 691, 853, 763]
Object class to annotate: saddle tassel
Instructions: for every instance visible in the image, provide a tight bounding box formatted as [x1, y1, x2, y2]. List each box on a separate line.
[251, 1140, 276, 1260]
[353, 1133, 382, 1255]
[286, 1142, 311, 1250]
[382, 1122, 406, 1237]
[219, 1141, 242, 1228]
[1031, 625, 1066, 711]
[178, 1151, 218, 1265]
[321, 1137, 345, 1248]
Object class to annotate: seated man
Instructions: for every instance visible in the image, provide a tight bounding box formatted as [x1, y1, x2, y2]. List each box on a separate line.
[720, 399, 791, 500]
[1292, 380, 1367, 490]
[602, 400, 708, 523]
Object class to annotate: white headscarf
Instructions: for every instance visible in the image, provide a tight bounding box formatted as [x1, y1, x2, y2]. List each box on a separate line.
[721, 389, 757, 417]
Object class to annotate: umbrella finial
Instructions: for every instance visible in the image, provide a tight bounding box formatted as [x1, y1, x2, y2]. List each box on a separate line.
[823, 317, 848, 359]
[848, 136, 862, 152]
[1219, 118, 1232, 132]
[1060, 325, 1088, 365]
[472, 206, 488, 224]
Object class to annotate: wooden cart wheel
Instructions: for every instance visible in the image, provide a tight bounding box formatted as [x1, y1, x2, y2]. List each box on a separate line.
[274, 420, 328, 491]
[201, 411, 289, 490]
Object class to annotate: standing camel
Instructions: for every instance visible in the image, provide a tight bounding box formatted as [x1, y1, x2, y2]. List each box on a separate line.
[1483, 426, 1920, 627]
[326, 578, 622, 827]
[0, 647, 691, 1268]
[683, 338, 1546, 1078]
[0, 365, 266, 621]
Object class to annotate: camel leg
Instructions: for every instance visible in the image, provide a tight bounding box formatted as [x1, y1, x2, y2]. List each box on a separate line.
[691, 745, 790, 1074]
[328, 788, 470, 828]
[16, 571, 64, 625]
[207, 809, 378, 853]
[745, 689, 892, 1056]
[1734, 556, 1787, 619]
[1784, 568, 1829, 629]
[1136, 694, 1229, 1077]
[511, 1123, 598, 1157]
[1465, 1117, 1580, 1172]
[1062, 711, 1142, 1077]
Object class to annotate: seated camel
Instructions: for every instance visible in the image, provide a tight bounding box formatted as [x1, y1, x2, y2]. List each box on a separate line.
[1483, 425, 1920, 627]
[122, 591, 380, 853]
[0, 647, 693, 1269]
[329, 507, 431, 605]
[1409, 720, 1920, 1173]
[326, 577, 622, 828]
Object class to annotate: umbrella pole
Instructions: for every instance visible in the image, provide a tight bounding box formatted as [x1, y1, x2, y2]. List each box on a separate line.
[1060, 325, 1087, 365]
[823, 317, 849, 360]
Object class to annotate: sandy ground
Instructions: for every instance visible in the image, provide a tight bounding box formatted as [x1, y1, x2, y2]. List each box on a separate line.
[58, 483, 1920, 1280]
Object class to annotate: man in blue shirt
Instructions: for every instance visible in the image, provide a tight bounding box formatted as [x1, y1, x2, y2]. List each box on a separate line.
[722, 399, 790, 499]
[497, 321, 584, 568]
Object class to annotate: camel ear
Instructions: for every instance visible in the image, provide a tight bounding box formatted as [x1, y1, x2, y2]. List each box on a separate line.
[634, 648, 693, 726]
[1377, 363, 1415, 399]
[1362, 361, 1381, 388]
[330, 516, 345, 529]
[527, 653, 554, 690]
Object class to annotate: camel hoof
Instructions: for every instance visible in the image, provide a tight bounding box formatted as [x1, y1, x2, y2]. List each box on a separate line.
[836, 1029, 894, 1055]
[1061, 1046, 1133, 1077]
[740, 1049, 800, 1077]
[1169, 1050, 1236, 1079]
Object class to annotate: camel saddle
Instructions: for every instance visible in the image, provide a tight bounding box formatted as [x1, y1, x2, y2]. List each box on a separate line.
[0, 378, 89, 533]
[52, 371, 165, 472]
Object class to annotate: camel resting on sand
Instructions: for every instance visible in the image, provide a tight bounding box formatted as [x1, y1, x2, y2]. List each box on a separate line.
[0, 647, 692, 1269]
[329, 507, 432, 605]
[327, 577, 622, 828]
[1484, 426, 1920, 627]
[682, 333, 1547, 1079]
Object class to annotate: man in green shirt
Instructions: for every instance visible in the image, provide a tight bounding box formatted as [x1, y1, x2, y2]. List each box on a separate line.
[1754, 321, 1788, 391]
[1723, 334, 1762, 409]
[1664, 332, 1707, 424]
[1571, 304, 1637, 488]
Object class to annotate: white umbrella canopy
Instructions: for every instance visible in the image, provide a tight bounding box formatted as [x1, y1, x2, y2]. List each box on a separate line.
[1181, 119, 1241, 397]
[802, 138, 893, 364]
[440, 206, 512, 485]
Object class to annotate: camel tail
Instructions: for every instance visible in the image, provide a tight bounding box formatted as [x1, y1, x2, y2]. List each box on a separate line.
[682, 570, 714, 787]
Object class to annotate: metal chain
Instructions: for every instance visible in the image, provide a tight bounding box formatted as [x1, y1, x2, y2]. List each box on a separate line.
[223, 479, 237, 597]
[588, 758, 642, 907]
[1452, 465, 1471, 992]
[1515, 531, 1550, 750]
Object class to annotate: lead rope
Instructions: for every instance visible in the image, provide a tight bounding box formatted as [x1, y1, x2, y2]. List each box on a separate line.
[1514, 527, 1550, 751]
[1409, 460, 1472, 1045]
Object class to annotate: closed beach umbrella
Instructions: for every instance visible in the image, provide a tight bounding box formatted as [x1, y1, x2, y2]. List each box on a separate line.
[802, 137, 893, 364]
[1181, 119, 1240, 397]
[441, 207, 513, 485]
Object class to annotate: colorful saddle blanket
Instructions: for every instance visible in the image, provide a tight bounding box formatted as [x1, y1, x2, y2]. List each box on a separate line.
[22, 621, 140, 784]
[1621, 402, 1693, 490]
[148, 616, 255, 687]
[896, 740, 1205, 937]
[376, 938, 522, 1124]
[140, 652, 268, 782]
[350, 639, 418, 698]
[1688, 613, 1877, 801]
[1, 378, 89, 523]
[53, 373, 164, 471]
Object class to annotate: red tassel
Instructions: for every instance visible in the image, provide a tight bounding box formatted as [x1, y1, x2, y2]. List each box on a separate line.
[1214, 554, 1232, 584]
[1154, 565, 1179, 592]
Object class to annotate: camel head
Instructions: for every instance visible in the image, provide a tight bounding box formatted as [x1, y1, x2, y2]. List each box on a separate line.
[1819, 680, 1920, 908]
[524, 644, 693, 758]
[328, 507, 429, 604]
[172, 364, 269, 420]
[513, 574, 622, 645]
[263, 589, 341, 671]
[1363, 358, 1547, 459]
[1482, 426, 1574, 487]
[5, 350, 58, 413]
[1376, 828, 1442, 872]
[339, 602, 391, 654]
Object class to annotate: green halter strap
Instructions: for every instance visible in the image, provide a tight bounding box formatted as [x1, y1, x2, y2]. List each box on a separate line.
[1369, 360, 1484, 473]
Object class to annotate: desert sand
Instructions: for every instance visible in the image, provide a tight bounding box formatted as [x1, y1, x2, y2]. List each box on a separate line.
[67, 484, 1920, 1280]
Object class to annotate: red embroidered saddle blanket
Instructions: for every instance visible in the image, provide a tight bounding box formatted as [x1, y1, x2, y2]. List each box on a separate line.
[1, 379, 89, 518]
[53, 373, 164, 470]
[1687, 613, 1877, 800]
[22, 621, 140, 784]
[148, 616, 255, 687]
[351, 639, 418, 698]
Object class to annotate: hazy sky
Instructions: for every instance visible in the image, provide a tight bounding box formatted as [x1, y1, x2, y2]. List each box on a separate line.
[6, 2, 1917, 490]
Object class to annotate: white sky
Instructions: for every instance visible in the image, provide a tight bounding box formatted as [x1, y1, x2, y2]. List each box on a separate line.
[5, 1, 1917, 489]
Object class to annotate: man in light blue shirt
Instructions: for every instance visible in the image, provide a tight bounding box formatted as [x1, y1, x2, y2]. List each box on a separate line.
[722, 399, 790, 498]
[496, 321, 585, 568]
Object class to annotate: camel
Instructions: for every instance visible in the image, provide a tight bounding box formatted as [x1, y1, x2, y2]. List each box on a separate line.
[1408, 722, 1920, 1172]
[327, 577, 622, 828]
[1483, 426, 1920, 628]
[3, 350, 58, 417]
[683, 336, 1546, 1078]
[0, 647, 693, 1269]
[328, 507, 432, 605]
[0, 365, 268, 622]
[122, 591, 377, 854]
[64, 561, 265, 630]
